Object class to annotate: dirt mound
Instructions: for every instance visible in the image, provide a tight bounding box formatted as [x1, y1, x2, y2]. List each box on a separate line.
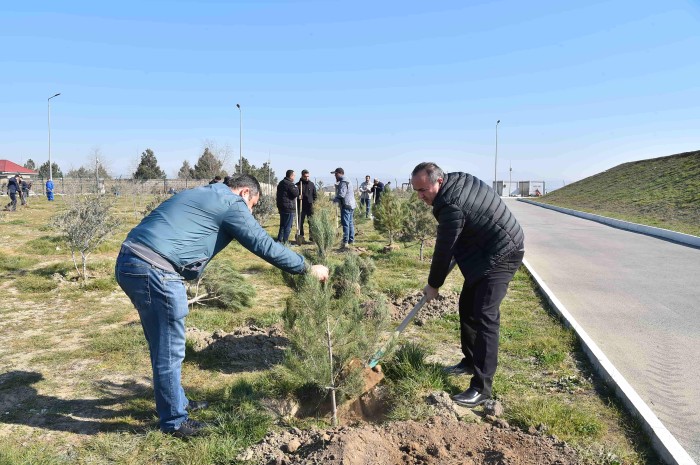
[186, 324, 289, 373]
[391, 291, 460, 325]
[243, 414, 580, 465]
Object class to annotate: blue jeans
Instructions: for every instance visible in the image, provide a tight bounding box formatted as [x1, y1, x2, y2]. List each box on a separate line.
[115, 248, 190, 432]
[277, 212, 294, 243]
[340, 208, 355, 244]
[360, 197, 371, 218]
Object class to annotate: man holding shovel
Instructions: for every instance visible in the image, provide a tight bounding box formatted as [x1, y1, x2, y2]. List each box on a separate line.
[296, 169, 317, 244]
[411, 162, 524, 408]
[115, 175, 329, 438]
[276, 169, 299, 245]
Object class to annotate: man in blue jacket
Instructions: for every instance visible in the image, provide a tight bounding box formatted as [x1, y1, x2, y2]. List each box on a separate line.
[115, 175, 328, 438]
[411, 162, 524, 408]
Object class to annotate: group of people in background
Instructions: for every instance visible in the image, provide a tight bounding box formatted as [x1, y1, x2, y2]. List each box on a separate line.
[276, 169, 318, 245]
[3, 174, 33, 211]
[275, 168, 389, 249]
[359, 175, 385, 219]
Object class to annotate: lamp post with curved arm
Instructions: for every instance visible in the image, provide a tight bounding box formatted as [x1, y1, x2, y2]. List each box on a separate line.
[236, 103, 242, 174]
[48, 93, 61, 180]
[494, 119, 500, 194]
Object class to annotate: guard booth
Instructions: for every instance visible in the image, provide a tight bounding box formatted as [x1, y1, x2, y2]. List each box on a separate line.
[518, 181, 545, 196]
[492, 181, 504, 196]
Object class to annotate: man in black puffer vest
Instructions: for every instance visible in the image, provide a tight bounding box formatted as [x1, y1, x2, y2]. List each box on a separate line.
[295, 169, 317, 243]
[276, 170, 299, 244]
[411, 162, 525, 407]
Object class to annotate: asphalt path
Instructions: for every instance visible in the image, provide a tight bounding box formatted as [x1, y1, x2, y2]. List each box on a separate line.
[504, 198, 700, 462]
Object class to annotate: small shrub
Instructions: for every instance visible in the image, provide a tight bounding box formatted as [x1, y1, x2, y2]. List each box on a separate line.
[52, 194, 121, 281]
[188, 260, 256, 311]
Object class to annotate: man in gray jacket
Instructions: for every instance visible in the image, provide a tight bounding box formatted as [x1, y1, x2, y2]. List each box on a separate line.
[331, 167, 356, 248]
[115, 175, 328, 438]
[411, 162, 524, 408]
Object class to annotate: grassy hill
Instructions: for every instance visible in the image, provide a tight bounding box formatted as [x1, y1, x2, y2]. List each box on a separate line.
[537, 150, 700, 236]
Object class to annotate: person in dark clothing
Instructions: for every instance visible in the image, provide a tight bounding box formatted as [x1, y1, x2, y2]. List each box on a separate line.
[4, 175, 20, 211]
[411, 162, 525, 408]
[295, 169, 317, 243]
[20, 178, 29, 206]
[276, 170, 299, 244]
[209, 176, 222, 184]
[370, 179, 385, 204]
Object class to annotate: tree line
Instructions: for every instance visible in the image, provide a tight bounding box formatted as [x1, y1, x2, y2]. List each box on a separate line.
[22, 147, 277, 183]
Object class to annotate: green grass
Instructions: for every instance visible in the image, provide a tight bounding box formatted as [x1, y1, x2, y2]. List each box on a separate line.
[0, 194, 660, 465]
[13, 274, 59, 293]
[537, 150, 700, 236]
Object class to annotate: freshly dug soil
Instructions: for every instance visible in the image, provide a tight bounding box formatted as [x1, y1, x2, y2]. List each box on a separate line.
[390, 291, 460, 325]
[244, 415, 580, 465]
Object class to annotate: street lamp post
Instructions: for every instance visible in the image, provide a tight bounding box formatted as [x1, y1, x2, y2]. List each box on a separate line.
[509, 162, 512, 197]
[494, 119, 500, 194]
[236, 103, 242, 174]
[48, 93, 61, 180]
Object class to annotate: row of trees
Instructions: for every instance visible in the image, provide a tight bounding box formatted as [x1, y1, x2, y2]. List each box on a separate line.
[22, 147, 278, 183]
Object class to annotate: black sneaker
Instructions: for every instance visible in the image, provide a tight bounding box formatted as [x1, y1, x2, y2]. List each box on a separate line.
[167, 419, 208, 439]
[186, 400, 209, 412]
[443, 359, 474, 376]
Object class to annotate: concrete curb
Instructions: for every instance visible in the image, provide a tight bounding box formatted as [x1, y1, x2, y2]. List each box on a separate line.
[523, 259, 697, 465]
[517, 199, 700, 248]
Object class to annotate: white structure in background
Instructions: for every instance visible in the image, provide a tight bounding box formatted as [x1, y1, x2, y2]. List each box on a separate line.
[495, 180, 546, 197]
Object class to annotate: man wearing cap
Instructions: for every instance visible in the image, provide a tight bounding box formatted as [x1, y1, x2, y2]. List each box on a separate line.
[331, 167, 356, 249]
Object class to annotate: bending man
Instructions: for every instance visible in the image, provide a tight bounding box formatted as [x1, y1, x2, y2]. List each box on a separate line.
[411, 162, 524, 408]
[115, 175, 328, 437]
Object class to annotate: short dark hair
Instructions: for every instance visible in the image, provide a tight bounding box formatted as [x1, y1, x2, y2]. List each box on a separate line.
[285, 169, 294, 178]
[227, 174, 261, 196]
[301, 169, 309, 176]
[411, 162, 444, 183]
[214, 175, 222, 181]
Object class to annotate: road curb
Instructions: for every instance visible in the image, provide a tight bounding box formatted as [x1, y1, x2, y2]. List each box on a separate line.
[516, 199, 700, 248]
[523, 259, 697, 465]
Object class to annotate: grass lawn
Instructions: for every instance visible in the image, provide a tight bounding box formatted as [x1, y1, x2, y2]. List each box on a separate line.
[0, 193, 656, 464]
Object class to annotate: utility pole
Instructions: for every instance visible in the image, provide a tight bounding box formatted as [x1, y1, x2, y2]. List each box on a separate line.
[494, 119, 500, 193]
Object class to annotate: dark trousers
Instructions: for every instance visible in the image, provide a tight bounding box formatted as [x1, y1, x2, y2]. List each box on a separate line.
[277, 212, 294, 243]
[459, 250, 524, 396]
[299, 207, 312, 238]
[5, 192, 17, 211]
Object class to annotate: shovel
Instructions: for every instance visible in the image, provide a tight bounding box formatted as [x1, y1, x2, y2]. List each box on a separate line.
[294, 189, 302, 245]
[367, 259, 457, 368]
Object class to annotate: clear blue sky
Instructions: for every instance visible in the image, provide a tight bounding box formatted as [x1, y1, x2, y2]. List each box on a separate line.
[2, 0, 699, 188]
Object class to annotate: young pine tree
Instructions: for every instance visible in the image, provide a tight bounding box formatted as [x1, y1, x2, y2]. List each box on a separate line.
[372, 187, 408, 246]
[402, 192, 437, 261]
[282, 254, 389, 423]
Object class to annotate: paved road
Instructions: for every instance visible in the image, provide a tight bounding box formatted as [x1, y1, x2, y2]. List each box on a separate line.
[505, 199, 700, 462]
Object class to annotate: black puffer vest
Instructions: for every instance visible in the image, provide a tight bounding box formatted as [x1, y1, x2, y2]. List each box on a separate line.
[429, 172, 524, 287]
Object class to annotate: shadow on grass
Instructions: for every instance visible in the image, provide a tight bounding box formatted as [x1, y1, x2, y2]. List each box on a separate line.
[185, 333, 290, 374]
[0, 370, 153, 435]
